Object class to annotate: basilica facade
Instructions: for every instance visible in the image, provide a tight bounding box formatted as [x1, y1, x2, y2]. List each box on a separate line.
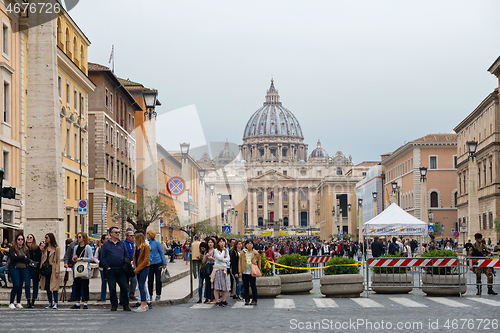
[201, 80, 374, 239]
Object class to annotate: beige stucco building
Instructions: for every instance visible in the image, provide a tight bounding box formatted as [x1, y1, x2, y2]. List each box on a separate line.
[454, 55, 500, 242]
[381, 134, 458, 239]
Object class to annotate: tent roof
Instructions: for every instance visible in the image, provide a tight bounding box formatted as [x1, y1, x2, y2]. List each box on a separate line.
[363, 203, 428, 236]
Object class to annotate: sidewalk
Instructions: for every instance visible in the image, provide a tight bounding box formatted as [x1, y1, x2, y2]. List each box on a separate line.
[0, 259, 197, 308]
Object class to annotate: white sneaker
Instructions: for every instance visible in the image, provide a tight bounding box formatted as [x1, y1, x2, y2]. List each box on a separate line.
[52, 303, 58, 309]
[9, 303, 15, 310]
[133, 306, 147, 313]
[45, 304, 53, 309]
[16, 303, 23, 309]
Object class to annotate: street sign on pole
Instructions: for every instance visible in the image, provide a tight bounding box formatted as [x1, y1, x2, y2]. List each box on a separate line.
[167, 177, 186, 196]
[428, 225, 435, 233]
[459, 226, 468, 233]
[453, 231, 460, 238]
[223, 225, 231, 233]
[78, 200, 88, 215]
[160, 219, 164, 227]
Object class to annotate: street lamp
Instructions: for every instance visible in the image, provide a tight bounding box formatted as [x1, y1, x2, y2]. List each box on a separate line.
[419, 167, 427, 182]
[391, 182, 398, 192]
[372, 192, 378, 219]
[209, 184, 215, 193]
[466, 141, 477, 161]
[358, 198, 363, 206]
[372, 192, 377, 200]
[199, 169, 206, 180]
[217, 193, 221, 202]
[347, 203, 352, 212]
[142, 89, 158, 120]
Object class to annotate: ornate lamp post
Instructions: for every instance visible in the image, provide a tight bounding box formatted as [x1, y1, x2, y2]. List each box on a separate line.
[142, 90, 158, 121]
[420, 167, 428, 223]
[466, 141, 479, 240]
[391, 182, 399, 206]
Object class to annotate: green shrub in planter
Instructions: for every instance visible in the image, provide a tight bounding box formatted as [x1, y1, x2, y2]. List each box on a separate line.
[372, 253, 410, 274]
[421, 249, 458, 275]
[276, 254, 308, 274]
[324, 257, 360, 275]
[260, 253, 273, 277]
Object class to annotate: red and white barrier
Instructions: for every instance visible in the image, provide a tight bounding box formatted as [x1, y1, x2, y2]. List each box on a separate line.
[469, 259, 500, 268]
[308, 256, 331, 263]
[368, 258, 458, 267]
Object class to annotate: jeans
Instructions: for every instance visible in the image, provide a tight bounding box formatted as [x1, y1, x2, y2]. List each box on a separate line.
[128, 275, 137, 298]
[106, 268, 129, 308]
[9, 266, 29, 304]
[137, 283, 150, 302]
[137, 267, 150, 302]
[242, 273, 257, 302]
[0, 266, 6, 283]
[27, 267, 39, 299]
[185, 251, 190, 262]
[45, 276, 58, 305]
[148, 263, 162, 297]
[74, 277, 90, 302]
[192, 260, 200, 279]
[235, 275, 242, 297]
[198, 272, 205, 301]
[99, 270, 107, 301]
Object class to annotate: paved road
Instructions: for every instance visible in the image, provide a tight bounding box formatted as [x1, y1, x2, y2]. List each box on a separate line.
[1, 290, 499, 333]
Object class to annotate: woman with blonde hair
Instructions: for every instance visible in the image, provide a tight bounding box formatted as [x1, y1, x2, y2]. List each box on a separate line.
[70, 232, 93, 309]
[8, 234, 30, 309]
[146, 230, 166, 301]
[133, 232, 150, 312]
[40, 233, 60, 309]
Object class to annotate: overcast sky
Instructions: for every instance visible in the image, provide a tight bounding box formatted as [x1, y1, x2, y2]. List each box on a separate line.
[71, 0, 499, 163]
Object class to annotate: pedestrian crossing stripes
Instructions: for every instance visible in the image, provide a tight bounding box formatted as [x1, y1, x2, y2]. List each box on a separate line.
[389, 297, 427, 308]
[428, 298, 470, 307]
[351, 298, 384, 308]
[313, 298, 338, 308]
[275, 299, 295, 309]
[468, 297, 500, 307]
[189, 297, 500, 310]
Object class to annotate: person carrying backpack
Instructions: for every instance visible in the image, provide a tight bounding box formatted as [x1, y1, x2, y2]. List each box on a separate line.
[388, 237, 399, 255]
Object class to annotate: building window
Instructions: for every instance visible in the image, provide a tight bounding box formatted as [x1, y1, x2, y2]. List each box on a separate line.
[74, 88, 78, 112]
[429, 156, 437, 169]
[258, 193, 262, 202]
[483, 213, 487, 230]
[317, 170, 322, 177]
[110, 127, 114, 146]
[81, 136, 85, 162]
[66, 127, 70, 155]
[284, 192, 288, 201]
[300, 170, 306, 176]
[58, 75, 62, 100]
[2, 151, 9, 181]
[105, 88, 109, 108]
[66, 81, 71, 107]
[66, 177, 70, 198]
[258, 217, 263, 227]
[106, 157, 109, 179]
[105, 123, 109, 143]
[2, 21, 9, 57]
[489, 212, 493, 229]
[257, 171, 262, 176]
[110, 93, 113, 113]
[453, 155, 457, 169]
[489, 159, 493, 184]
[74, 130, 78, 159]
[74, 179, 77, 199]
[283, 170, 287, 176]
[454, 191, 457, 207]
[282, 149, 287, 157]
[337, 167, 342, 175]
[283, 217, 289, 227]
[80, 94, 85, 118]
[3, 210, 12, 225]
[3, 80, 10, 124]
[116, 132, 119, 150]
[301, 190, 306, 201]
[430, 191, 438, 208]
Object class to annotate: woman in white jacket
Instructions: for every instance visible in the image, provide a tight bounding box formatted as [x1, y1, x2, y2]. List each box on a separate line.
[211, 237, 231, 307]
[71, 232, 94, 309]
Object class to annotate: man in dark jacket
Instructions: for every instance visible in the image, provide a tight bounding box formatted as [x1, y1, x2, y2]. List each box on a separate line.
[101, 226, 130, 311]
[388, 237, 399, 255]
[371, 237, 385, 257]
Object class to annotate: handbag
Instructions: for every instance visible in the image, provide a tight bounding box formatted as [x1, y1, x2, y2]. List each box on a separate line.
[122, 254, 135, 278]
[40, 263, 52, 276]
[251, 263, 261, 277]
[160, 267, 171, 284]
[74, 247, 89, 278]
[28, 260, 39, 269]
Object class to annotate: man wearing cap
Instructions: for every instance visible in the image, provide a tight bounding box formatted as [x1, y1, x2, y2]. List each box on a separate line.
[470, 233, 497, 295]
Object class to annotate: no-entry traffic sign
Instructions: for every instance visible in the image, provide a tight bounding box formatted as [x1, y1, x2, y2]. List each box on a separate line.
[78, 200, 88, 215]
[167, 176, 186, 196]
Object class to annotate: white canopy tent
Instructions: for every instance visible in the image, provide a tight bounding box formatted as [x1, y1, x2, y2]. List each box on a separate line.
[362, 203, 429, 236]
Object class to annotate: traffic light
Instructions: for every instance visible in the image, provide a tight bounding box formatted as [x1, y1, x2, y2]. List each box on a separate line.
[0, 168, 16, 211]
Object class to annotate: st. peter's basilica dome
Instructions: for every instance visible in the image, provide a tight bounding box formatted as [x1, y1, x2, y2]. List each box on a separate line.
[243, 80, 304, 140]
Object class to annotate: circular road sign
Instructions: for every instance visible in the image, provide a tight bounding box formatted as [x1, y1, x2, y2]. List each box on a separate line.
[453, 231, 460, 238]
[78, 200, 87, 209]
[167, 176, 186, 196]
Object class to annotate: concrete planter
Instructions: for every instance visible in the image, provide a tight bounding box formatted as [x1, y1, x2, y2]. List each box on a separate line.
[422, 273, 467, 296]
[372, 273, 413, 294]
[279, 273, 313, 294]
[249, 276, 281, 298]
[320, 274, 364, 298]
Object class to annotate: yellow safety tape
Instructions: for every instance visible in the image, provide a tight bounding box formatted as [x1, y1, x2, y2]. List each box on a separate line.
[65, 232, 100, 242]
[269, 261, 365, 270]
